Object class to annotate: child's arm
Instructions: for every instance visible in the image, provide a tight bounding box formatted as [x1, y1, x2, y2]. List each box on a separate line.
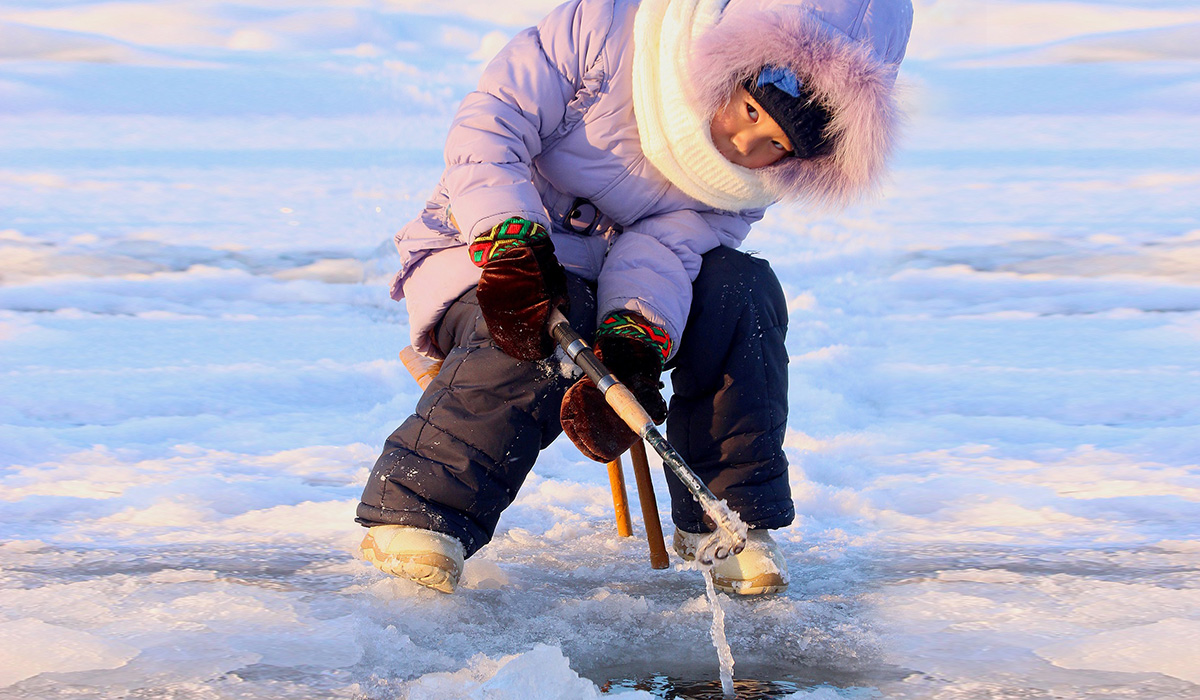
[441, 0, 613, 243]
[597, 208, 762, 355]
[557, 207, 757, 460]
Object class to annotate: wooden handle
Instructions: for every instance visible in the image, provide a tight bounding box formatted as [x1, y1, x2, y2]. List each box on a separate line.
[602, 384, 657, 438]
[399, 346, 442, 390]
[630, 440, 669, 569]
[607, 457, 633, 538]
[547, 308, 672, 569]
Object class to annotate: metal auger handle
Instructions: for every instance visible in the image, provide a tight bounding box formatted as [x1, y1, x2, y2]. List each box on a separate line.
[548, 309, 747, 561]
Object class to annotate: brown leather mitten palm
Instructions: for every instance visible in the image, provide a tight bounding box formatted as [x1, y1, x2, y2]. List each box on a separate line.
[560, 311, 671, 462]
[470, 217, 569, 361]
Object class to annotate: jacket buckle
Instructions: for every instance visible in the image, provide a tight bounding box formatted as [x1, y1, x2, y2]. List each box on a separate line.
[564, 196, 601, 236]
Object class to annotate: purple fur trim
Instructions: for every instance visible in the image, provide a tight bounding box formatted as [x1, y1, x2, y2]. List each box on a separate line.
[689, 4, 903, 209]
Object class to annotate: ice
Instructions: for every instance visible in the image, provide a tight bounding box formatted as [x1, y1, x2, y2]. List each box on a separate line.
[906, 1, 1200, 63]
[402, 644, 657, 699]
[781, 689, 875, 700]
[1037, 618, 1200, 684]
[3, 0, 1200, 697]
[0, 21, 173, 65]
[0, 618, 140, 687]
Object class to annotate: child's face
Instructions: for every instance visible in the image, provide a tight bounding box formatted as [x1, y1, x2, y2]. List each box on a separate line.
[709, 85, 793, 169]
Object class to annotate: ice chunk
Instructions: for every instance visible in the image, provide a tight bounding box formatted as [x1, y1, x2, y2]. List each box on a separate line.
[0, 618, 139, 687]
[782, 688, 881, 699]
[234, 615, 364, 669]
[1036, 617, 1200, 683]
[402, 644, 655, 699]
[460, 558, 511, 590]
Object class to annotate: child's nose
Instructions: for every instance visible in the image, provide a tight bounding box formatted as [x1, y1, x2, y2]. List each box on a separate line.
[733, 130, 766, 155]
[731, 129, 759, 154]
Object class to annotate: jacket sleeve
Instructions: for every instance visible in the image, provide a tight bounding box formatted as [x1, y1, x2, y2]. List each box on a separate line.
[442, 0, 613, 242]
[597, 208, 762, 356]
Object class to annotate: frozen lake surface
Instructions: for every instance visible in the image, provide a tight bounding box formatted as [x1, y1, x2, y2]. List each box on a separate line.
[2, 0, 1199, 697]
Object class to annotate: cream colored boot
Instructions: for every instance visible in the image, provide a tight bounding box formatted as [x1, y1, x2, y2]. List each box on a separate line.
[360, 525, 465, 594]
[674, 528, 789, 595]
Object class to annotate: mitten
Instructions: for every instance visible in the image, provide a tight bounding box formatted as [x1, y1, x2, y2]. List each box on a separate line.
[471, 217, 569, 360]
[560, 311, 671, 462]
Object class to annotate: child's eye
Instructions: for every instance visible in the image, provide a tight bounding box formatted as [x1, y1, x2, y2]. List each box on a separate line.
[746, 104, 759, 121]
[772, 141, 787, 151]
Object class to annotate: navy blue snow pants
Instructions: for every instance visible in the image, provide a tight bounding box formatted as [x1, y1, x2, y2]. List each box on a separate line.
[356, 247, 793, 557]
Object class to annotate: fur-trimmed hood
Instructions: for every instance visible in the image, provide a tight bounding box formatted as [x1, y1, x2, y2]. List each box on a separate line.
[392, 0, 913, 359]
[689, 0, 913, 208]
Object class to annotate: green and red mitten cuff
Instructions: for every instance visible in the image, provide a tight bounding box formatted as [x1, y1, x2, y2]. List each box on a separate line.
[469, 217, 549, 268]
[595, 310, 673, 368]
[562, 310, 670, 460]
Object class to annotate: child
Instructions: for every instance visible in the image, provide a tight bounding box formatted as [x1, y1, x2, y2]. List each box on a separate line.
[357, 0, 912, 594]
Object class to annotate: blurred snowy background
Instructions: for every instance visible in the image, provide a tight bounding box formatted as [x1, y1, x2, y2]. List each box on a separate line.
[1, 0, 1199, 698]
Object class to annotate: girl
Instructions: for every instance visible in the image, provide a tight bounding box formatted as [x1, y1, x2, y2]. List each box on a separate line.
[357, 0, 912, 594]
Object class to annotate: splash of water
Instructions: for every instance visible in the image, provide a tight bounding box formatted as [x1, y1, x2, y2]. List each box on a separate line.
[702, 565, 736, 698]
[691, 503, 746, 699]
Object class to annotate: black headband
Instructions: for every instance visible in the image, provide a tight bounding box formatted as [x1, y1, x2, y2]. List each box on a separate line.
[743, 75, 833, 159]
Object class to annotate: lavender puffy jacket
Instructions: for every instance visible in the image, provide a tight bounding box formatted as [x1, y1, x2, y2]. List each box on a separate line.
[392, 0, 912, 359]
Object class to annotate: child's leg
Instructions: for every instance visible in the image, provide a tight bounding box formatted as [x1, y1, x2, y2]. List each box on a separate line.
[665, 246, 794, 533]
[356, 275, 596, 557]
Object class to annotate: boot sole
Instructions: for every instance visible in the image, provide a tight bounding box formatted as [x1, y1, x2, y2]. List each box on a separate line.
[361, 534, 460, 594]
[711, 572, 789, 596]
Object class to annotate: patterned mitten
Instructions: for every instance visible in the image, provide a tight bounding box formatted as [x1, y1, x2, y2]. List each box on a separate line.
[560, 311, 670, 462]
[471, 217, 569, 360]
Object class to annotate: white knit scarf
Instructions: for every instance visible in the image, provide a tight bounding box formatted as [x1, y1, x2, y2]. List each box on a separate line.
[632, 0, 778, 212]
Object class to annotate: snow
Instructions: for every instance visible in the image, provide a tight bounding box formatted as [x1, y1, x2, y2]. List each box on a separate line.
[2, 0, 1199, 698]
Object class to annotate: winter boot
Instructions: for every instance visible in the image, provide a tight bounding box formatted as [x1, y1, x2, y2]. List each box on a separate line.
[360, 525, 465, 594]
[673, 528, 789, 595]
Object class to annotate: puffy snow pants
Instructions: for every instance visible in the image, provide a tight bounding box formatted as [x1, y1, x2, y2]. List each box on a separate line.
[356, 246, 793, 557]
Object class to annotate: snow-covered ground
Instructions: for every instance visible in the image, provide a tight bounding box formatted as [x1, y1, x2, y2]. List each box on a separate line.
[2, 0, 1198, 698]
